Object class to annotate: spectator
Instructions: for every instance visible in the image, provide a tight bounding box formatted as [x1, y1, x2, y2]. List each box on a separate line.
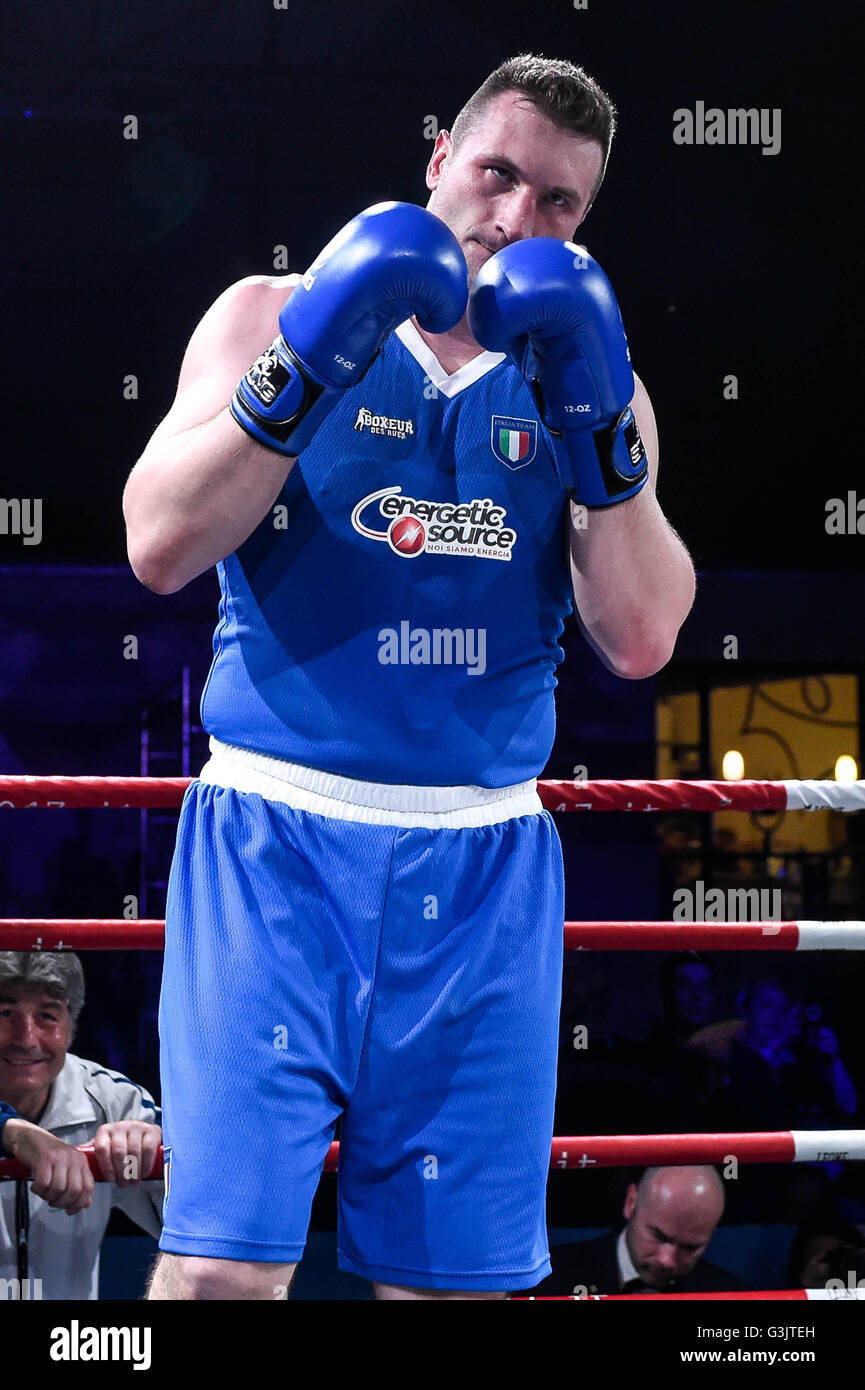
[638, 953, 720, 1131]
[537, 1165, 744, 1295]
[0, 952, 163, 1299]
[701, 978, 860, 1223]
[555, 955, 642, 1131]
[721, 979, 858, 1132]
[549, 956, 644, 1228]
[654, 952, 716, 1049]
[788, 1211, 865, 1290]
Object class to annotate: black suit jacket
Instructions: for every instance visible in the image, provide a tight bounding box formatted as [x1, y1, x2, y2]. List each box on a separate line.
[536, 1229, 747, 1296]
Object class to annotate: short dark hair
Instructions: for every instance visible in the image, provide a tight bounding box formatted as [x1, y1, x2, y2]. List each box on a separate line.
[740, 975, 789, 1016]
[660, 951, 714, 998]
[449, 53, 617, 208]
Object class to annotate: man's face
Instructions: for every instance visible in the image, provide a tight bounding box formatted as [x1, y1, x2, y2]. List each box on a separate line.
[623, 1184, 719, 1288]
[745, 983, 790, 1046]
[799, 1235, 847, 1289]
[425, 91, 604, 284]
[0, 986, 70, 1108]
[671, 964, 714, 1027]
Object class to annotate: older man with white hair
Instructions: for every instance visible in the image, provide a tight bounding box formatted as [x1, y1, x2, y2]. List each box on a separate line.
[0, 952, 163, 1300]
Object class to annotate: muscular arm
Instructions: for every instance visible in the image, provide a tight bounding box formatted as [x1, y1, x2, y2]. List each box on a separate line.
[568, 373, 696, 679]
[123, 275, 300, 594]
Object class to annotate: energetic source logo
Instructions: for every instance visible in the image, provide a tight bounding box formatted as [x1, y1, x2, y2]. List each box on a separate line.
[351, 486, 517, 561]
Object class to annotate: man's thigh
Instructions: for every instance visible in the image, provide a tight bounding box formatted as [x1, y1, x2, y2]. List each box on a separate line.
[337, 810, 565, 1294]
[158, 781, 395, 1263]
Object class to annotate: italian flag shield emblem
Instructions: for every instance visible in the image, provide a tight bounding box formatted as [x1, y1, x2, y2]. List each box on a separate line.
[499, 427, 530, 461]
[491, 415, 538, 469]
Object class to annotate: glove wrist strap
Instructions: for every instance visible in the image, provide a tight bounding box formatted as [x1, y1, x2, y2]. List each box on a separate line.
[548, 405, 649, 508]
[230, 336, 333, 457]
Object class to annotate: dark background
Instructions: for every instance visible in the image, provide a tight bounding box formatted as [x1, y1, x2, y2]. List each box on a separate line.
[1, 0, 860, 573]
[2, 0, 864, 1293]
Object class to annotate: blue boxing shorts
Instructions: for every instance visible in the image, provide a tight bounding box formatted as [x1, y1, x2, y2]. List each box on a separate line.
[158, 737, 564, 1291]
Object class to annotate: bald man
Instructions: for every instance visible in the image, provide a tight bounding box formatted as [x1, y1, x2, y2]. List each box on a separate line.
[537, 1166, 746, 1296]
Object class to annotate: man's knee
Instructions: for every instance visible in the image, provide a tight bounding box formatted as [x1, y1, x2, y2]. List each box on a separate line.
[148, 1252, 297, 1300]
[373, 1282, 507, 1300]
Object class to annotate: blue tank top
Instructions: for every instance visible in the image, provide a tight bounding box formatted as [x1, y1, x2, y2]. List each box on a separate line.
[200, 320, 574, 787]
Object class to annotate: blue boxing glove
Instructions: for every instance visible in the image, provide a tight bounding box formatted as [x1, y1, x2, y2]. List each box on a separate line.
[231, 201, 467, 456]
[468, 239, 648, 507]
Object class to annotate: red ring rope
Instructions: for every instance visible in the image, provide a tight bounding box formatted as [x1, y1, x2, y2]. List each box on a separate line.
[1, 774, 863, 812]
[2, 1129, 862, 1184]
[515, 1289, 861, 1300]
[3, 919, 864, 951]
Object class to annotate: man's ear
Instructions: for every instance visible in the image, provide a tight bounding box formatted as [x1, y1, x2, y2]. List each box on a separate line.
[426, 129, 452, 191]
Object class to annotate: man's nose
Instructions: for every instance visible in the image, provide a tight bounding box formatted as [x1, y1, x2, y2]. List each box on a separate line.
[9, 1014, 40, 1046]
[495, 188, 538, 242]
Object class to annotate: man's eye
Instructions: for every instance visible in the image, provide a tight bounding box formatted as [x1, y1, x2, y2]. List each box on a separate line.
[489, 166, 512, 182]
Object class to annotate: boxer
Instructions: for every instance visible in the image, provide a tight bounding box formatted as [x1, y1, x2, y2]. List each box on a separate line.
[125, 53, 695, 1301]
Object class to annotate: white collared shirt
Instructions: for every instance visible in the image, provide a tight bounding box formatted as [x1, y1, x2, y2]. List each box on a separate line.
[1, 1053, 163, 1299]
[616, 1226, 640, 1290]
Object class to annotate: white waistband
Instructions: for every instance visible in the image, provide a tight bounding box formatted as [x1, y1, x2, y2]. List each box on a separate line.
[198, 737, 542, 828]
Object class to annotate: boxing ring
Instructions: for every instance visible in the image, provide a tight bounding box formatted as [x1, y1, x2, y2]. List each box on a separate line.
[2, 771, 865, 1301]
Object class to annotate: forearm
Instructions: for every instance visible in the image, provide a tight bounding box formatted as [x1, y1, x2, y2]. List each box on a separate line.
[826, 1059, 858, 1115]
[124, 410, 296, 594]
[570, 483, 696, 679]
[3, 1116, 44, 1159]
